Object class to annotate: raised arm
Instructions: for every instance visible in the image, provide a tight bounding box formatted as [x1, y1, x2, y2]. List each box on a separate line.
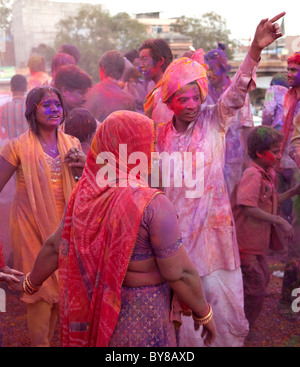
[216, 12, 285, 132]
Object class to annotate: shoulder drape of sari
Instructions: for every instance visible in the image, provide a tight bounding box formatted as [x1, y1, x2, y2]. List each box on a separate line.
[18, 129, 79, 241]
[143, 80, 162, 118]
[59, 110, 161, 347]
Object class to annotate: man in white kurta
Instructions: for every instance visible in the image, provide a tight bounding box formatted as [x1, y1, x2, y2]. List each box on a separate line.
[155, 13, 285, 347]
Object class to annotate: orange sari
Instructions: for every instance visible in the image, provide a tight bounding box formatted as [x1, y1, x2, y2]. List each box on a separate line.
[59, 111, 161, 347]
[0, 129, 80, 303]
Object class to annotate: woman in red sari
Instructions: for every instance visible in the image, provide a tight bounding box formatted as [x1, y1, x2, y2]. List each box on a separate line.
[17, 110, 216, 347]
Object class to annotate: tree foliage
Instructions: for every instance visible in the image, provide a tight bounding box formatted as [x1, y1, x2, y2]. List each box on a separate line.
[54, 5, 147, 82]
[0, 0, 13, 34]
[173, 12, 236, 60]
[32, 43, 56, 70]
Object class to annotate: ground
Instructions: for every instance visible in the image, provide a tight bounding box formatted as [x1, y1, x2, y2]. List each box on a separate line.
[0, 251, 299, 347]
[0, 286, 60, 347]
[243, 251, 300, 348]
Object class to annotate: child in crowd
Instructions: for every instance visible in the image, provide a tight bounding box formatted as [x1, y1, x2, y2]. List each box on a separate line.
[64, 108, 97, 156]
[231, 126, 300, 339]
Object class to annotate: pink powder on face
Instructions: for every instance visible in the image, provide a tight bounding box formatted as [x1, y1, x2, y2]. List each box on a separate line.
[261, 150, 276, 163]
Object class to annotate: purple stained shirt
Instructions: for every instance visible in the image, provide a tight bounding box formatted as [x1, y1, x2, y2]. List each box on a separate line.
[84, 78, 136, 122]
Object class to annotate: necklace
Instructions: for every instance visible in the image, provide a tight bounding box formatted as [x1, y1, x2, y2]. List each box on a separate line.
[39, 139, 58, 155]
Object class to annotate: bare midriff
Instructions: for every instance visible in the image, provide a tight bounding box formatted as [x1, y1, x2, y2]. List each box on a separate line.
[123, 256, 165, 287]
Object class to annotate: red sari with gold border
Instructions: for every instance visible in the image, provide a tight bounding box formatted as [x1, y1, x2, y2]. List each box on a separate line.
[59, 111, 161, 347]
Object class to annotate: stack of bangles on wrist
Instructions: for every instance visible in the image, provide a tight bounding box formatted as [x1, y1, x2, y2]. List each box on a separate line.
[192, 304, 213, 325]
[23, 273, 41, 295]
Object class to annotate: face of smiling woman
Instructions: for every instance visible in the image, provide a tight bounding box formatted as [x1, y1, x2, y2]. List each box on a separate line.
[35, 91, 63, 131]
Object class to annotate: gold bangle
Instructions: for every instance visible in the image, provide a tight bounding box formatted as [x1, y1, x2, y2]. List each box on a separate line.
[192, 304, 213, 325]
[22, 273, 41, 295]
[23, 278, 35, 295]
[26, 273, 41, 291]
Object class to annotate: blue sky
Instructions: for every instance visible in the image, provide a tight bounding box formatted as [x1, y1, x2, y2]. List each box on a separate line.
[60, 0, 299, 40]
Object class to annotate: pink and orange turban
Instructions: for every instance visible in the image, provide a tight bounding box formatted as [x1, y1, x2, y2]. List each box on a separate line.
[160, 57, 208, 104]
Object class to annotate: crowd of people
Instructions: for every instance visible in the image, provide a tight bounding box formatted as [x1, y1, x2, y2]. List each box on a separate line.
[0, 11, 299, 348]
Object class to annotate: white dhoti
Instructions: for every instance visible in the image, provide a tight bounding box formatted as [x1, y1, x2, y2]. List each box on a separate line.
[179, 267, 249, 347]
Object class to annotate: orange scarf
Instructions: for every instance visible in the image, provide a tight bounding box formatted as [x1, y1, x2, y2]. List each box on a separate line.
[59, 111, 161, 347]
[14, 129, 80, 303]
[143, 80, 162, 118]
[18, 129, 78, 241]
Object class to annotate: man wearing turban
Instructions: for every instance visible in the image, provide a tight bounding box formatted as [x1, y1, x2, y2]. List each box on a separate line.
[155, 13, 285, 347]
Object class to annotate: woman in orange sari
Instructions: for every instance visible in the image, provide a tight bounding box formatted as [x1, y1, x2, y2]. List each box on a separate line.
[17, 110, 216, 347]
[0, 86, 81, 347]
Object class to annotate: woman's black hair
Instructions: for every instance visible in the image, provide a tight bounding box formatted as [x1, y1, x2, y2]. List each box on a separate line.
[25, 86, 67, 134]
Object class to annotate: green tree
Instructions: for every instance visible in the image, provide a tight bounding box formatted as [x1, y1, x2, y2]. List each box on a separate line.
[0, 0, 12, 33]
[174, 12, 236, 60]
[54, 5, 147, 82]
[32, 43, 56, 71]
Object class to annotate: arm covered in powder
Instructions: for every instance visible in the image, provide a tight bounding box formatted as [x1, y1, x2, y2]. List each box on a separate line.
[215, 12, 285, 132]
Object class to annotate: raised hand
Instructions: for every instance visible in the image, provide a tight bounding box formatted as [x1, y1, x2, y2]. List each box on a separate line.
[63, 147, 87, 168]
[249, 12, 286, 61]
[64, 147, 87, 181]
